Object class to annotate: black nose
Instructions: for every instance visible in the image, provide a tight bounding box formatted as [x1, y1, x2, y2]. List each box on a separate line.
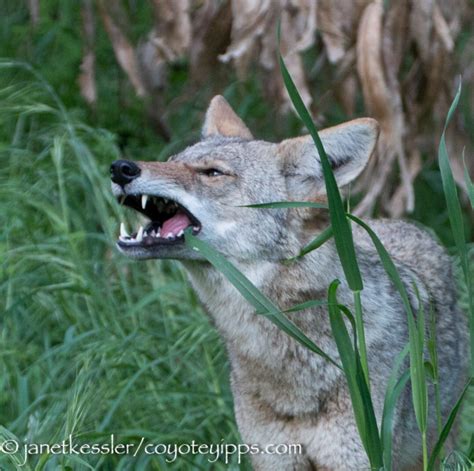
[110, 159, 141, 185]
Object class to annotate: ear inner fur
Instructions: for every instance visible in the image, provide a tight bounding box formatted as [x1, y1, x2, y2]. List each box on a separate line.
[278, 118, 379, 198]
[202, 95, 254, 139]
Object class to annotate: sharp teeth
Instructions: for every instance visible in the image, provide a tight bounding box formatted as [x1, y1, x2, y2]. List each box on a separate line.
[163, 198, 169, 204]
[151, 229, 156, 237]
[141, 194, 148, 209]
[156, 228, 161, 237]
[193, 226, 199, 231]
[165, 233, 174, 239]
[136, 226, 144, 242]
[120, 222, 129, 238]
[177, 230, 184, 237]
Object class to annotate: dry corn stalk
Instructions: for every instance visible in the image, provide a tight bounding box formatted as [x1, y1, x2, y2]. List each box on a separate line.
[91, 0, 471, 215]
[219, 0, 316, 109]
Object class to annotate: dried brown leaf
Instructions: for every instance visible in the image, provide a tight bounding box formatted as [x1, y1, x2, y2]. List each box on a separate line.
[189, 0, 232, 81]
[382, 0, 409, 89]
[410, 0, 435, 65]
[98, 0, 147, 97]
[433, 3, 454, 52]
[356, 0, 391, 124]
[318, 0, 369, 63]
[78, 0, 97, 107]
[355, 0, 414, 215]
[149, 0, 191, 60]
[219, 0, 273, 75]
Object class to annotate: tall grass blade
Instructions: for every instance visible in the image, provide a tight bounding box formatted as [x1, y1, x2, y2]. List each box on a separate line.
[381, 365, 410, 470]
[462, 151, 474, 209]
[427, 303, 443, 445]
[348, 215, 428, 440]
[278, 27, 362, 292]
[296, 226, 334, 259]
[438, 82, 474, 373]
[278, 26, 370, 385]
[427, 379, 473, 470]
[281, 299, 328, 313]
[327, 281, 383, 468]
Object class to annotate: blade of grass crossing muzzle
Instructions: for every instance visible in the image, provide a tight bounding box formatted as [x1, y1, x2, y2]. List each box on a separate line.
[184, 231, 340, 369]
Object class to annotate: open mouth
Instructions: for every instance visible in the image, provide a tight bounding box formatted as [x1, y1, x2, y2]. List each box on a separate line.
[117, 194, 201, 248]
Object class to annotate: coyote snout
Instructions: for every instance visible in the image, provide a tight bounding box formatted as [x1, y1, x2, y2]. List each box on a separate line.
[111, 96, 467, 470]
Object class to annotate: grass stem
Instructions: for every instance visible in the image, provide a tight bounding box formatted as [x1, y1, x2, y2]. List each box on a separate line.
[354, 290, 370, 389]
[422, 431, 428, 471]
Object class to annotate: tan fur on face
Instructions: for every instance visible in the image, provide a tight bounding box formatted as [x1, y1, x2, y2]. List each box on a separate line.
[138, 160, 196, 190]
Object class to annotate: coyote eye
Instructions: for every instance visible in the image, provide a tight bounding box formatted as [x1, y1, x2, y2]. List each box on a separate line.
[200, 168, 224, 177]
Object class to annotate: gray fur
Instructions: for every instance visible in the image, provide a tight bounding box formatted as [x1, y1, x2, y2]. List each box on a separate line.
[111, 96, 468, 470]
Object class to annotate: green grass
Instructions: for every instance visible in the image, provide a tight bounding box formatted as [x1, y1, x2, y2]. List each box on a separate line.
[0, 70, 248, 470]
[0, 4, 472, 468]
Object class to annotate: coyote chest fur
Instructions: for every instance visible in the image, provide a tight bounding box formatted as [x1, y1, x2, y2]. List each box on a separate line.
[111, 96, 467, 470]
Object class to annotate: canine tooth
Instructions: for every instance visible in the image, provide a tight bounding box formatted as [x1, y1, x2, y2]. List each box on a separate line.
[136, 226, 144, 242]
[141, 194, 148, 209]
[120, 222, 129, 238]
[165, 233, 174, 239]
[177, 230, 184, 237]
[150, 229, 156, 237]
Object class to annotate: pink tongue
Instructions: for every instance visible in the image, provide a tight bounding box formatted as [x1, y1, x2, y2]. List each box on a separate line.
[161, 211, 191, 237]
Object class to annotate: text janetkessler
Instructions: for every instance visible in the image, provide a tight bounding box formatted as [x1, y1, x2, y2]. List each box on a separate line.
[0, 435, 303, 466]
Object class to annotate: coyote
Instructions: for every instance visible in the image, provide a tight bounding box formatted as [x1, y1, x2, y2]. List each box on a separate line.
[110, 96, 467, 470]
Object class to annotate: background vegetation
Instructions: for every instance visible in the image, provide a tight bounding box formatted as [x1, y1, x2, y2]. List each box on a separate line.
[0, 1, 472, 469]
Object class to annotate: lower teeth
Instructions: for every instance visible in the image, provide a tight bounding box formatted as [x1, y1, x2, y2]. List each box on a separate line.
[119, 223, 190, 243]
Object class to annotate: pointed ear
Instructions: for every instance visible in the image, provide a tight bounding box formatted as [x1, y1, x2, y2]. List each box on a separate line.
[202, 95, 253, 139]
[279, 118, 379, 199]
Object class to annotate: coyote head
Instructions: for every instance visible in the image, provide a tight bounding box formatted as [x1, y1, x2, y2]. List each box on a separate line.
[111, 96, 379, 261]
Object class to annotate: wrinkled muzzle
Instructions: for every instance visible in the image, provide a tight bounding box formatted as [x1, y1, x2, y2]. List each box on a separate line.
[110, 159, 202, 260]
